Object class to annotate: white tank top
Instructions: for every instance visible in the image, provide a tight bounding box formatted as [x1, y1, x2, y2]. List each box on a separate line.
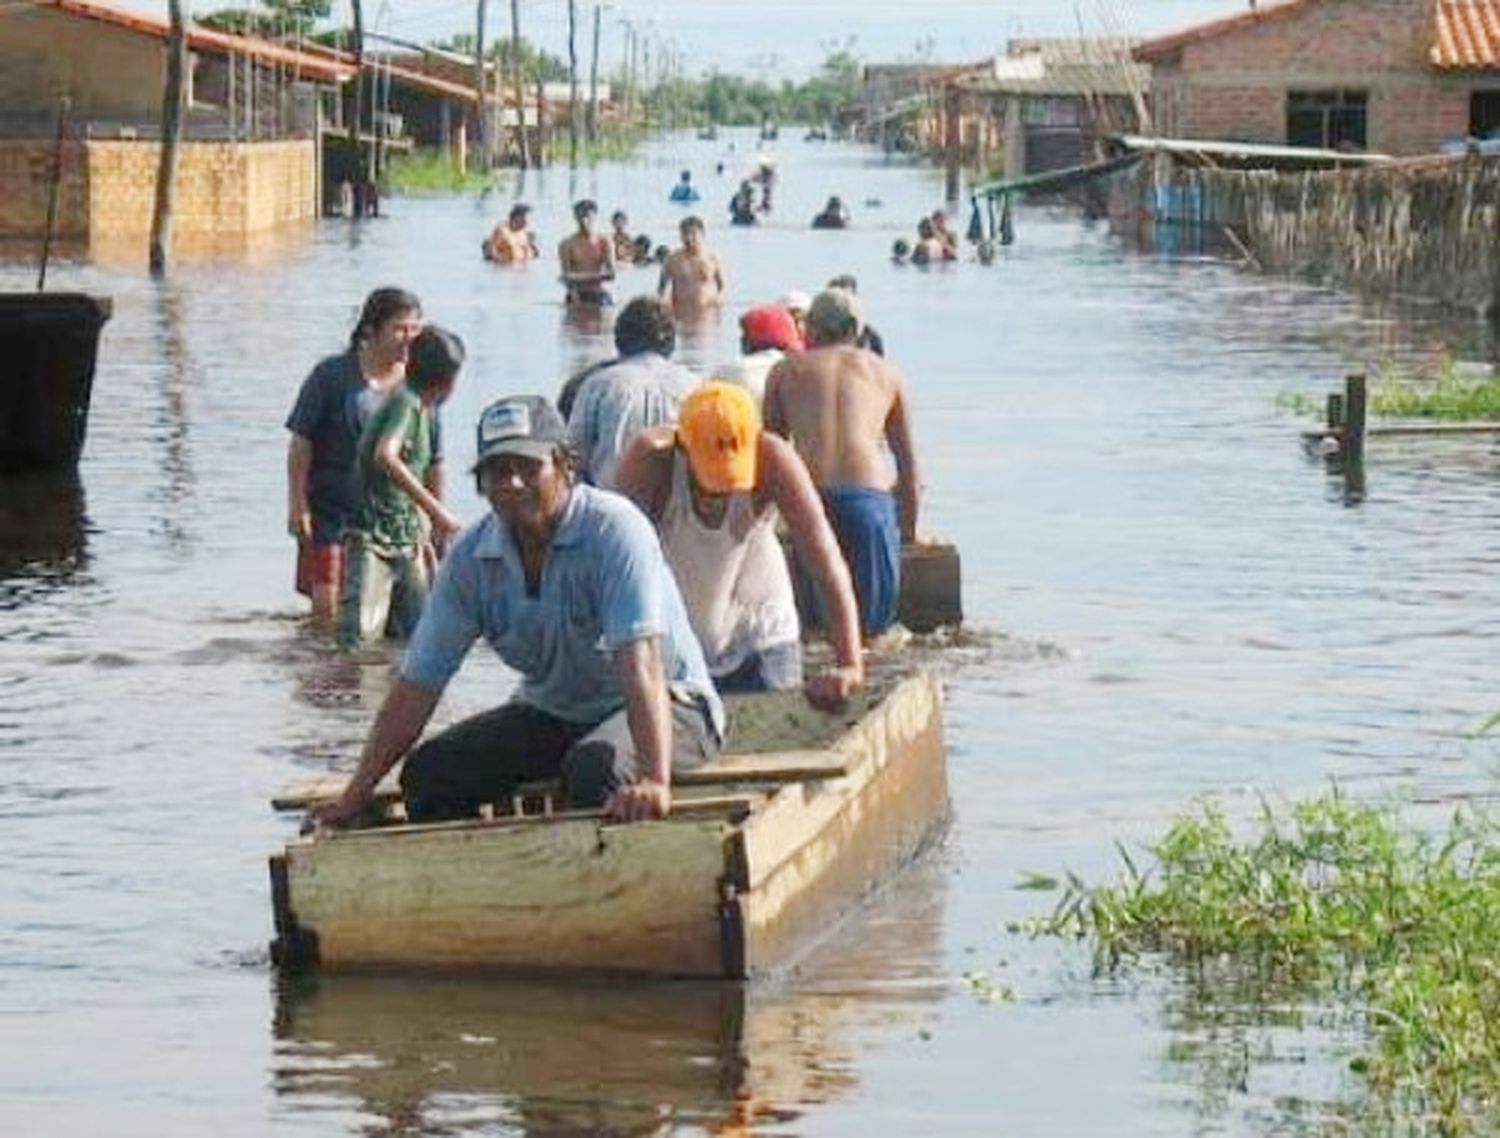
[658, 450, 800, 676]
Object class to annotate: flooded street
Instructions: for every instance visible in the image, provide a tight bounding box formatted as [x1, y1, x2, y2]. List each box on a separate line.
[4, 132, 1499, 1135]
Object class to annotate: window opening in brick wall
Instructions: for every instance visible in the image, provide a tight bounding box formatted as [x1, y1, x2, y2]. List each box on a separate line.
[1471, 91, 1500, 139]
[1286, 89, 1367, 150]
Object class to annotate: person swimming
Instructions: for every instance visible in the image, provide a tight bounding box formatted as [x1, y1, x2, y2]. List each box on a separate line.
[891, 238, 910, 265]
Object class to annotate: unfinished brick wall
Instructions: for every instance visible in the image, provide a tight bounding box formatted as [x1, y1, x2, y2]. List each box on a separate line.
[85, 139, 316, 244]
[1147, 0, 1484, 155]
[0, 139, 316, 255]
[0, 142, 90, 240]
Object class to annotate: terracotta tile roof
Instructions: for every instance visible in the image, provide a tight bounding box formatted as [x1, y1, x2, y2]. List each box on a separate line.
[1432, 0, 1500, 68]
[1133, 0, 1315, 62]
[36, 0, 355, 82]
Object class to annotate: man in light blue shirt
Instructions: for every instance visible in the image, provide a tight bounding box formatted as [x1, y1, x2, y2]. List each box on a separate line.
[565, 295, 698, 490]
[315, 394, 723, 827]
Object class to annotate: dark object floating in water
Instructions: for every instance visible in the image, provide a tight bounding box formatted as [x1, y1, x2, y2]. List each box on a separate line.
[0, 293, 112, 473]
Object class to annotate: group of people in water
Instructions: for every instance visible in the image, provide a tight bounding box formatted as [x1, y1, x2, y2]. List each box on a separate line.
[483, 196, 728, 312]
[288, 235, 922, 828]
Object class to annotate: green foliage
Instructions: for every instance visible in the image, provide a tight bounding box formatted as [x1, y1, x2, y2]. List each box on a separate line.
[379, 151, 495, 197]
[1279, 356, 1500, 422]
[1369, 355, 1500, 421]
[645, 46, 865, 127]
[199, 0, 329, 37]
[1015, 792, 1500, 1132]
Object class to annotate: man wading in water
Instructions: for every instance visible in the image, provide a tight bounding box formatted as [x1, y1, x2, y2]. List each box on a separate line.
[558, 199, 616, 306]
[764, 288, 921, 640]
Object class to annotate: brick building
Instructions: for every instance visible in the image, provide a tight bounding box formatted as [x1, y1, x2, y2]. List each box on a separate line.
[0, 0, 353, 253]
[1134, 0, 1500, 156]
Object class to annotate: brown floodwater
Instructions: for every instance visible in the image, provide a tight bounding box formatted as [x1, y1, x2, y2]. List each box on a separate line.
[3, 131, 1499, 1136]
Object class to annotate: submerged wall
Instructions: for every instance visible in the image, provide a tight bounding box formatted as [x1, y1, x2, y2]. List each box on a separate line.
[0, 138, 316, 257]
[1116, 154, 1500, 315]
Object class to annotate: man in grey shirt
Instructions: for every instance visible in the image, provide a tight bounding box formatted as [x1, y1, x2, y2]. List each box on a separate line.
[565, 295, 699, 490]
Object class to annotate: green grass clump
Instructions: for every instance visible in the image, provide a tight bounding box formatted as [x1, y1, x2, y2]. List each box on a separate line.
[1277, 356, 1500, 422]
[380, 152, 497, 197]
[1015, 791, 1500, 1132]
[1369, 357, 1500, 420]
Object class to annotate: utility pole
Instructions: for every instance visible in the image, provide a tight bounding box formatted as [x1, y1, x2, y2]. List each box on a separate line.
[149, 0, 186, 275]
[348, 0, 366, 214]
[566, 0, 579, 165]
[587, 3, 602, 143]
[473, 0, 488, 171]
[509, 0, 529, 167]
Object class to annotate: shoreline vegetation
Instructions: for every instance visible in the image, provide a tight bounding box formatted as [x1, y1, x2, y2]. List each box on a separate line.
[1279, 356, 1500, 421]
[1013, 790, 1500, 1133]
[381, 129, 649, 197]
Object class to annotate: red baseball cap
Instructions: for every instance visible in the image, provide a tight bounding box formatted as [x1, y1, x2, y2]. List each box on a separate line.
[739, 305, 804, 352]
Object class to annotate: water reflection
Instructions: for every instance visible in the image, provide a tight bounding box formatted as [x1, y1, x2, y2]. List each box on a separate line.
[0, 473, 88, 605]
[270, 867, 946, 1136]
[152, 283, 196, 557]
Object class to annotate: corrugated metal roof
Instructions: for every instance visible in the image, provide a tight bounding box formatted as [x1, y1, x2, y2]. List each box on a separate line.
[1432, 0, 1500, 68]
[33, 0, 355, 82]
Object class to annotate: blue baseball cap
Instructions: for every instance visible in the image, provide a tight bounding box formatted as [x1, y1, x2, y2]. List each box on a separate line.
[473, 395, 568, 466]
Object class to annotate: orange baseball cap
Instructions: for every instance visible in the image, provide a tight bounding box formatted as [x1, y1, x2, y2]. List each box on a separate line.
[677, 382, 760, 494]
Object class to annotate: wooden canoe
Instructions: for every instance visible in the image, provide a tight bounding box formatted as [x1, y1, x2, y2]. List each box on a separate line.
[0, 293, 112, 473]
[269, 669, 948, 978]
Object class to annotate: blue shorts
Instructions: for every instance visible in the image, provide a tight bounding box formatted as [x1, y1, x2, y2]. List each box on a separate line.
[797, 486, 901, 638]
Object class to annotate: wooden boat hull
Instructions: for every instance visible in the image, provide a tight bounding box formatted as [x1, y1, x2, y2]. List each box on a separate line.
[270, 670, 948, 978]
[0, 293, 112, 473]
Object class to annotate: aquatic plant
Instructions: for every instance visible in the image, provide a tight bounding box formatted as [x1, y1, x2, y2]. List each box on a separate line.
[1369, 355, 1500, 420]
[1277, 355, 1500, 422]
[380, 152, 499, 196]
[1014, 791, 1500, 1133]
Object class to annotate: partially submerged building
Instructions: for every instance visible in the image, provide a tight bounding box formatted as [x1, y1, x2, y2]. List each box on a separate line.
[0, 0, 355, 255]
[1134, 0, 1500, 156]
[853, 42, 1148, 178]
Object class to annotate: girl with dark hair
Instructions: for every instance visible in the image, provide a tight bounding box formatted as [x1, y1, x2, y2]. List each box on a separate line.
[285, 286, 424, 626]
[338, 325, 466, 649]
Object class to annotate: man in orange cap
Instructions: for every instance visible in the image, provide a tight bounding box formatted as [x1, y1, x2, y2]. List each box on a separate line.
[614, 382, 864, 710]
[720, 304, 803, 405]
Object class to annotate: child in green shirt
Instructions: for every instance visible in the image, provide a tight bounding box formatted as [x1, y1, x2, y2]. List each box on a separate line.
[339, 326, 465, 648]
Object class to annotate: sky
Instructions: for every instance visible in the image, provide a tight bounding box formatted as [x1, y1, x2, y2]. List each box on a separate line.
[169, 0, 1255, 78]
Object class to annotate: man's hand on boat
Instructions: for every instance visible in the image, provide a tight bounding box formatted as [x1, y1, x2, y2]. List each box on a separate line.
[604, 778, 672, 822]
[804, 663, 863, 712]
[304, 786, 369, 833]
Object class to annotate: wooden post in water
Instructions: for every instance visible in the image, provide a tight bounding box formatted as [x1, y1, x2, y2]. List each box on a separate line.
[586, 3, 601, 144]
[1325, 391, 1344, 436]
[473, 0, 489, 170]
[566, 0, 579, 167]
[509, 0, 529, 168]
[348, 0, 366, 208]
[148, 0, 186, 277]
[1344, 373, 1367, 467]
[943, 81, 961, 203]
[37, 98, 69, 291]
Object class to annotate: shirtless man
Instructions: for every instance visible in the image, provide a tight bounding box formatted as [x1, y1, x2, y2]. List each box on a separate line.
[558, 199, 616, 305]
[484, 203, 538, 263]
[610, 210, 636, 265]
[657, 216, 725, 316]
[764, 288, 920, 639]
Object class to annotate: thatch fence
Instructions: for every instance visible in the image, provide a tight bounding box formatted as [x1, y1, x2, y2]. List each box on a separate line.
[1117, 154, 1500, 315]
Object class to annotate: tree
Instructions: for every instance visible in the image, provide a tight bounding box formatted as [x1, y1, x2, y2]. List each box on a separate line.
[198, 0, 329, 37]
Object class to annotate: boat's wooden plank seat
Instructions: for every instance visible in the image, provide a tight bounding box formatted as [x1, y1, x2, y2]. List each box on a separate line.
[271, 751, 850, 812]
